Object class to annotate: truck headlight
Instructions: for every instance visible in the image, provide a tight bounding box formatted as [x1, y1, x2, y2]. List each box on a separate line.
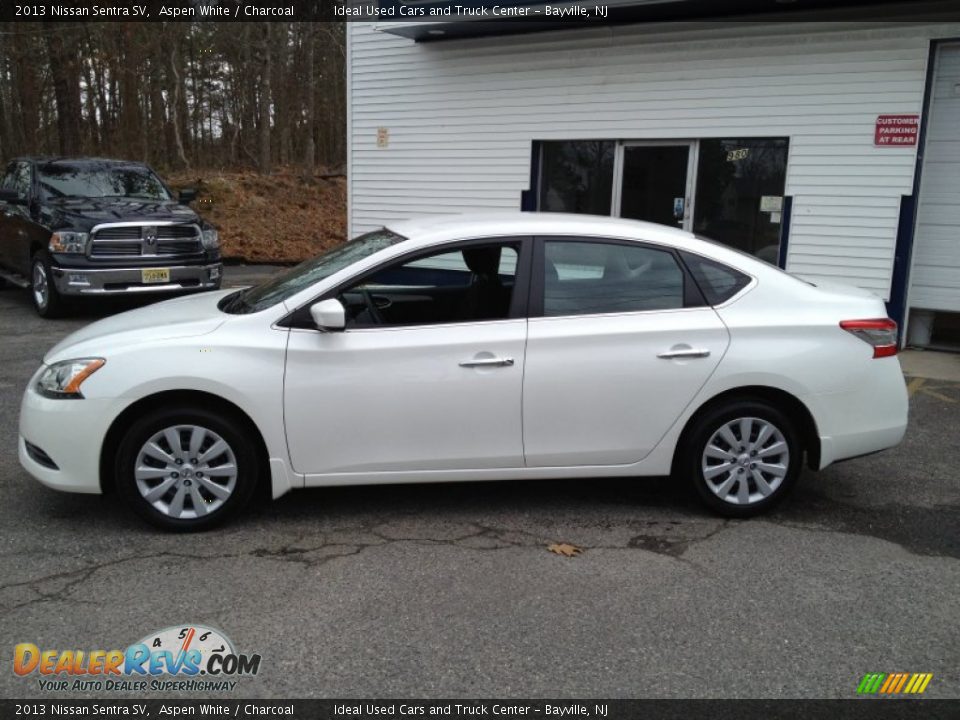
[201, 228, 219, 249]
[49, 231, 90, 254]
[36, 358, 105, 399]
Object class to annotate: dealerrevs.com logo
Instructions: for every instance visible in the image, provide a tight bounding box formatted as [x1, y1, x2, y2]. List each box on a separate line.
[14, 625, 262, 693]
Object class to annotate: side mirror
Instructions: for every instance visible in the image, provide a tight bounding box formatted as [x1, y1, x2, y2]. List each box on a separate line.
[0, 188, 26, 206]
[179, 188, 197, 204]
[310, 299, 346, 332]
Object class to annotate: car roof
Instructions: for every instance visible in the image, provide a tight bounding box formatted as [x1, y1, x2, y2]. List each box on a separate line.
[380, 211, 791, 281]
[12, 156, 149, 168]
[384, 212, 694, 246]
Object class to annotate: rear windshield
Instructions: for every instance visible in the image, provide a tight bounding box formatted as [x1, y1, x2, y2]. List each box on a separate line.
[37, 163, 171, 202]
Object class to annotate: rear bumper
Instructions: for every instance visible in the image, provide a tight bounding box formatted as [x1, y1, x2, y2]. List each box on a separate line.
[50, 263, 222, 296]
[814, 357, 909, 469]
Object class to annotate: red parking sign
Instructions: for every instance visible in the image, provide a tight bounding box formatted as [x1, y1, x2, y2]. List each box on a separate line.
[875, 114, 920, 146]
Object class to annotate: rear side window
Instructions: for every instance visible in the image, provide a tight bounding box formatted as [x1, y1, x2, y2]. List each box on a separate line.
[543, 240, 685, 316]
[681, 252, 751, 305]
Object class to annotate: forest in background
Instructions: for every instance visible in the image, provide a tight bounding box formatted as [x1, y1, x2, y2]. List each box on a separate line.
[0, 21, 348, 261]
[0, 21, 346, 175]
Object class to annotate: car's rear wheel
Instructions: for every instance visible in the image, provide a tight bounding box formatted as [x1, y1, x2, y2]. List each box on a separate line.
[31, 252, 65, 318]
[115, 406, 259, 531]
[682, 399, 801, 517]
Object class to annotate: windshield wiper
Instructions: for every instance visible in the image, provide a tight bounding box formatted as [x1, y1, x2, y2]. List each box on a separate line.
[219, 288, 250, 314]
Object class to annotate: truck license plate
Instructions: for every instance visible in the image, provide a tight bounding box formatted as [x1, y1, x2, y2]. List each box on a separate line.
[141, 268, 170, 284]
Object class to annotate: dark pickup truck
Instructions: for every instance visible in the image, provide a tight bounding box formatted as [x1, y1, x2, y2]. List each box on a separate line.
[0, 157, 222, 317]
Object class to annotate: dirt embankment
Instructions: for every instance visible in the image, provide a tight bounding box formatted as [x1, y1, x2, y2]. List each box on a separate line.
[167, 168, 346, 263]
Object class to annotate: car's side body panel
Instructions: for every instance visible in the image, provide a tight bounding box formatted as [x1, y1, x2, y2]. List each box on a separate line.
[523, 307, 729, 466]
[287, 319, 528, 476]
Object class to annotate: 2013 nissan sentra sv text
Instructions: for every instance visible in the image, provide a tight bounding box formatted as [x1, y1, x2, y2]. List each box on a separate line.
[19, 213, 909, 531]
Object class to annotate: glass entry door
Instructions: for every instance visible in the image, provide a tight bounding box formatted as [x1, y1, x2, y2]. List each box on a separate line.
[613, 142, 696, 231]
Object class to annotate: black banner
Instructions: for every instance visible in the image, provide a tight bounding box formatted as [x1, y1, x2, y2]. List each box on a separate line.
[3, 700, 960, 719]
[4, 0, 960, 24]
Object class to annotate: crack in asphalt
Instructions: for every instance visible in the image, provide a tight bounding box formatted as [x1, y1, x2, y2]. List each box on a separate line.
[2, 490, 956, 617]
[0, 519, 729, 615]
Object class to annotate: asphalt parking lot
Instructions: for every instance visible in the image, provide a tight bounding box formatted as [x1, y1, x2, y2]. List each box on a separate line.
[0, 267, 958, 700]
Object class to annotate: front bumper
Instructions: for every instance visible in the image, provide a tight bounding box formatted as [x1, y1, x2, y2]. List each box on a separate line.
[50, 263, 222, 296]
[19, 377, 120, 494]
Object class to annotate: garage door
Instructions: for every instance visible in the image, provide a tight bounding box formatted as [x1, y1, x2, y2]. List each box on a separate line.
[911, 43, 960, 313]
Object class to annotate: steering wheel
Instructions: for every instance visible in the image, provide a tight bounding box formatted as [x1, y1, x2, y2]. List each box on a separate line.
[361, 288, 384, 325]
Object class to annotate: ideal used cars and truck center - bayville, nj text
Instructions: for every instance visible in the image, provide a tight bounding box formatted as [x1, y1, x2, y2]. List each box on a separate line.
[336, 5, 592, 17]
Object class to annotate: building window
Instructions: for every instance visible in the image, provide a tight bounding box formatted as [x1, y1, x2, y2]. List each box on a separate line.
[693, 138, 789, 264]
[538, 141, 614, 215]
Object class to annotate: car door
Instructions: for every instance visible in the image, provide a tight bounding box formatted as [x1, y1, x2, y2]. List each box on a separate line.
[522, 237, 730, 467]
[0, 162, 38, 274]
[284, 237, 531, 478]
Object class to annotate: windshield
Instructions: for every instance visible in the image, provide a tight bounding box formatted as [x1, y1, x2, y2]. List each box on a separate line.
[220, 229, 406, 314]
[37, 164, 172, 201]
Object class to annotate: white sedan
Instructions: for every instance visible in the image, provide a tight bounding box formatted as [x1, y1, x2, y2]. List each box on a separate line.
[19, 213, 908, 530]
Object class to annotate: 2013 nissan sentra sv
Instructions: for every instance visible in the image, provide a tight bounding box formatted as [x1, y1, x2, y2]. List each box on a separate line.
[19, 213, 909, 530]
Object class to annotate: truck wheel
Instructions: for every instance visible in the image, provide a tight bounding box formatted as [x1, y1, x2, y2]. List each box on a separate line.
[31, 252, 65, 318]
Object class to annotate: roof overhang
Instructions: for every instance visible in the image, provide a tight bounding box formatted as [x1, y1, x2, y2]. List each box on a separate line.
[373, 0, 960, 41]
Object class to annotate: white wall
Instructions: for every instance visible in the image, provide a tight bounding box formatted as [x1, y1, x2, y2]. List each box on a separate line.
[348, 21, 960, 298]
[910, 42, 960, 313]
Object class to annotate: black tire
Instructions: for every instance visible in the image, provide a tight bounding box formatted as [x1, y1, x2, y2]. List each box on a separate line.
[115, 405, 260, 531]
[680, 398, 802, 518]
[31, 251, 65, 318]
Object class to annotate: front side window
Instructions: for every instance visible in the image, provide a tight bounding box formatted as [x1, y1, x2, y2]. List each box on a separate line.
[36, 163, 171, 201]
[342, 242, 520, 327]
[3, 163, 32, 199]
[542, 241, 686, 317]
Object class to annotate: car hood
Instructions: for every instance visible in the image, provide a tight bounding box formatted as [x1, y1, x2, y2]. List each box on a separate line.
[44, 290, 234, 363]
[41, 197, 201, 232]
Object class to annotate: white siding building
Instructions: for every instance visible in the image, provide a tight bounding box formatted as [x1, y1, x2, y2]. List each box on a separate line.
[347, 10, 960, 345]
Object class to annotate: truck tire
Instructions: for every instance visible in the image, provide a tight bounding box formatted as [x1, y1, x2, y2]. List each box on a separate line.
[31, 251, 65, 318]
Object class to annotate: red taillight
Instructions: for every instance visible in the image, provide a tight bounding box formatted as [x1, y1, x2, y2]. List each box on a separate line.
[840, 318, 898, 358]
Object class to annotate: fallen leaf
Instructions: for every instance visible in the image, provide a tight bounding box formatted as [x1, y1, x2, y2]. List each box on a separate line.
[547, 543, 583, 557]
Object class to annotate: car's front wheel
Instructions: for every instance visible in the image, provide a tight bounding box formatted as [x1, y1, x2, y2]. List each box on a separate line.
[115, 406, 260, 531]
[682, 399, 802, 517]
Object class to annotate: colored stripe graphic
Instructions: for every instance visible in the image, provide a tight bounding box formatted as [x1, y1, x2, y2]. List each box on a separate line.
[857, 673, 886, 694]
[857, 673, 932, 695]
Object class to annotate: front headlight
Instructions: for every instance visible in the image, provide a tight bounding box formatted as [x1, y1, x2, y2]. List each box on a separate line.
[49, 231, 90, 254]
[201, 228, 219, 249]
[36, 358, 105, 399]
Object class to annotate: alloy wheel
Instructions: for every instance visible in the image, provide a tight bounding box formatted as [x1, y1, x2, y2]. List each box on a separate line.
[700, 416, 790, 506]
[32, 262, 48, 310]
[134, 424, 238, 519]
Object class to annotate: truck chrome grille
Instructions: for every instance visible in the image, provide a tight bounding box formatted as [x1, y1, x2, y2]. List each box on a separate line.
[89, 224, 203, 258]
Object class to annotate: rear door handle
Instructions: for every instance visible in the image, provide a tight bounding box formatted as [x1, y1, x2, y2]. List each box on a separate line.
[459, 357, 514, 368]
[657, 348, 711, 359]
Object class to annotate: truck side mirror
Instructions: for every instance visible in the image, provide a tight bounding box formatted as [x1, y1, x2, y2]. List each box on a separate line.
[310, 299, 346, 332]
[0, 188, 26, 206]
[179, 188, 197, 204]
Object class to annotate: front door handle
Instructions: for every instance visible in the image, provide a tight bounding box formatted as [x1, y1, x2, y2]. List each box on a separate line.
[657, 348, 711, 359]
[459, 357, 515, 368]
